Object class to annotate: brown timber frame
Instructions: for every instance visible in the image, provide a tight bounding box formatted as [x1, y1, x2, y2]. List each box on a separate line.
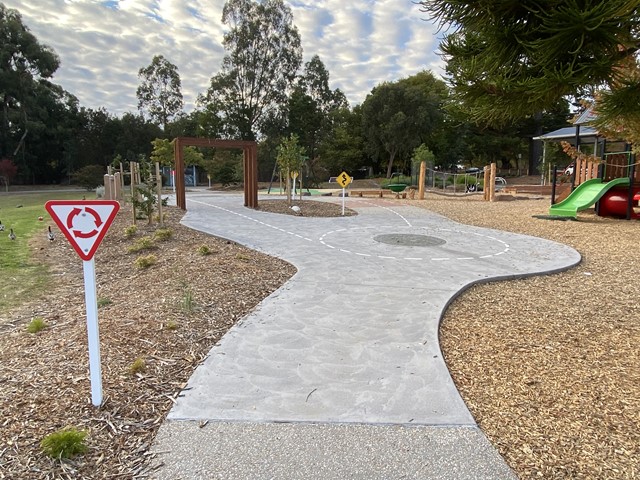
[173, 137, 258, 210]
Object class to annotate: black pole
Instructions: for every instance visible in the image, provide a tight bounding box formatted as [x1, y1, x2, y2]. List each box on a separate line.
[571, 124, 580, 191]
[627, 153, 635, 220]
[551, 165, 557, 205]
[595, 163, 605, 216]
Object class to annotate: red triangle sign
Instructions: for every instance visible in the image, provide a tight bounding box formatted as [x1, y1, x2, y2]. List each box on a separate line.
[45, 200, 120, 261]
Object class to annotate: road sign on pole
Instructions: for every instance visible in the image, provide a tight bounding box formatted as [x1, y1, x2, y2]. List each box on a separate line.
[45, 201, 119, 261]
[45, 200, 120, 407]
[336, 171, 352, 188]
[336, 171, 352, 216]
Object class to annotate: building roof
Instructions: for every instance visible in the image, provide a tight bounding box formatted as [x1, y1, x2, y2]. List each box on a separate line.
[573, 105, 597, 125]
[533, 126, 599, 143]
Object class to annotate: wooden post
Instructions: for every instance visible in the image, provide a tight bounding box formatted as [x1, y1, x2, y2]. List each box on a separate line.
[483, 166, 490, 201]
[104, 174, 112, 200]
[418, 161, 426, 200]
[131, 162, 137, 225]
[114, 172, 122, 201]
[119, 162, 125, 195]
[489, 162, 497, 202]
[156, 162, 164, 227]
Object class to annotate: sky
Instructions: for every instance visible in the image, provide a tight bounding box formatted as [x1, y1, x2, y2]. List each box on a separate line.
[6, 0, 446, 117]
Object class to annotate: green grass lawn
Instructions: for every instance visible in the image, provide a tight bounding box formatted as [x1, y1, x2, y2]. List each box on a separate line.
[0, 191, 87, 311]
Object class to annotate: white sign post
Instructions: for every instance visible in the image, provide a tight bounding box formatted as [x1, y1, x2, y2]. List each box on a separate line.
[336, 171, 352, 216]
[45, 200, 120, 407]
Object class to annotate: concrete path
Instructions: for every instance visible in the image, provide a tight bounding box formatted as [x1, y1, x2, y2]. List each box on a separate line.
[152, 193, 581, 479]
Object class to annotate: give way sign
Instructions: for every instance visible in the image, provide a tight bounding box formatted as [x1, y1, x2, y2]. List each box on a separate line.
[45, 200, 120, 261]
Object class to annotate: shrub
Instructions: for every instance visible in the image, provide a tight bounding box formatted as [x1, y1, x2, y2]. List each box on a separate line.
[197, 244, 212, 255]
[97, 297, 112, 308]
[166, 320, 178, 331]
[127, 236, 155, 253]
[181, 289, 195, 313]
[129, 357, 146, 375]
[154, 228, 172, 241]
[72, 165, 105, 190]
[124, 225, 138, 239]
[41, 428, 87, 459]
[27, 317, 47, 333]
[134, 254, 157, 269]
[132, 183, 157, 224]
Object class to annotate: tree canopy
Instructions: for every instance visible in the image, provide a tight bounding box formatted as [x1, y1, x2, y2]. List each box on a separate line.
[417, 1, 640, 126]
[136, 55, 184, 131]
[199, 0, 303, 141]
[362, 71, 446, 177]
[1, 3, 60, 159]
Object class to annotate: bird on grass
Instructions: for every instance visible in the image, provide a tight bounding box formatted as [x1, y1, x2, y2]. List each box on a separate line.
[48, 226, 55, 242]
[0, 220, 4, 232]
[8, 228, 16, 241]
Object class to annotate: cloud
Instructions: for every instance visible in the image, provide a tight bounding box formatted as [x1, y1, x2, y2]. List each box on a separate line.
[7, 0, 444, 115]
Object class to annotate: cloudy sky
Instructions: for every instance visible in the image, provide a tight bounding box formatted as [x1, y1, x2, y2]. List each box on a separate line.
[6, 0, 445, 117]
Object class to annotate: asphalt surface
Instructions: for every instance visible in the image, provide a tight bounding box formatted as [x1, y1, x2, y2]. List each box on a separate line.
[151, 192, 581, 479]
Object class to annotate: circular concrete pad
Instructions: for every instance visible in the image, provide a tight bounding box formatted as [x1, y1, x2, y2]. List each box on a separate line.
[373, 233, 446, 247]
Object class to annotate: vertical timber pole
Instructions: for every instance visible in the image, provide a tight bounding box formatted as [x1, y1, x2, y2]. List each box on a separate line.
[243, 148, 249, 207]
[418, 161, 426, 200]
[490, 162, 497, 202]
[174, 138, 186, 210]
[156, 162, 164, 227]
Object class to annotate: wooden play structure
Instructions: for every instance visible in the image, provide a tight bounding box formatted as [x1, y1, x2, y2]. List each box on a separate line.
[549, 151, 640, 219]
[173, 137, 258, 211]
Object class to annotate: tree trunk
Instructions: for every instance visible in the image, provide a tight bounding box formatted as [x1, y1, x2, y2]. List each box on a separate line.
[386, 150, 397, 178]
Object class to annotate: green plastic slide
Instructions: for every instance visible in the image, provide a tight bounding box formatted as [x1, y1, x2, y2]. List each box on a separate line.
[549, 177, 630, 218]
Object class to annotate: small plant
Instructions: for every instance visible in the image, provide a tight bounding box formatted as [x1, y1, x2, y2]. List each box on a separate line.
[132, 183, 157, 224]
[134, 254, 157, 269]
[41, 427, 87, 459]
[129, 357, 146, 375]
[197, 244, 212, 255]
[27, 317, 47, 334]
[124, 225, 138, 239]
[153, 213, 167, 223]
[181, 289, 195, 313]
[127, 236, 155, 253]
[166, 320, 178, 331]
[97, 297, 112, 308]
[236, 253, 250, 262]
[154, 228, 173, 241]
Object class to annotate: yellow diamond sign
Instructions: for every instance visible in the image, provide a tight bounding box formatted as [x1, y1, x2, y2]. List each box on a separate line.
[336, 171, 352, 188]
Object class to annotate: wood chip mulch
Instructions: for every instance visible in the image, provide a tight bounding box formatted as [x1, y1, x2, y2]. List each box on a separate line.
[1, 195, 638, 479]
[414, 193, 639, 479]
[0, 205, 295, 479]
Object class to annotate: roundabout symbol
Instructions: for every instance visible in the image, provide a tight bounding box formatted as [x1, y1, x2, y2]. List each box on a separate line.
[67, 206, 103, 238]
[45, 200, 120, 261]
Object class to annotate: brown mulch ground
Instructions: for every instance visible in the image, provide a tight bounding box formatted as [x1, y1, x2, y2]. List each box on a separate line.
[0, 205, 296, 479]
[257, 199, 357, 217]
[412, 193, 639, 479]
[1, 195, 638, 479]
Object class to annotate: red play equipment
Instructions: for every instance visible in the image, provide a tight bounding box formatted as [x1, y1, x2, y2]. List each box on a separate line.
[599, 186, 640, 219]
[553, 150, 640, 220]
[595, 151, 640, 220]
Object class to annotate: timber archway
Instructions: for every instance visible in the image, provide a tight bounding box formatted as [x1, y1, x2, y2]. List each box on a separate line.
[173, 137, 258, 210]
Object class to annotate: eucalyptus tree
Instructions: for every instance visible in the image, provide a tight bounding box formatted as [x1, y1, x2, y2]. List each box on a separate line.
[0, 3, 60, 159]
[199, 0, 303, 141]
[416, 1, 640, 127]
[287, 55, 347, 180]
[362, 71, 446, 177]
[136, 55, 184, 131]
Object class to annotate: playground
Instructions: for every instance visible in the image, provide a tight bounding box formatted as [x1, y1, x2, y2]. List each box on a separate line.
[0, 189, 637, 478]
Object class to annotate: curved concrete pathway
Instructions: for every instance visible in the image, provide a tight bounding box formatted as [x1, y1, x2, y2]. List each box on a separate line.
[152, 193, 581, 479]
